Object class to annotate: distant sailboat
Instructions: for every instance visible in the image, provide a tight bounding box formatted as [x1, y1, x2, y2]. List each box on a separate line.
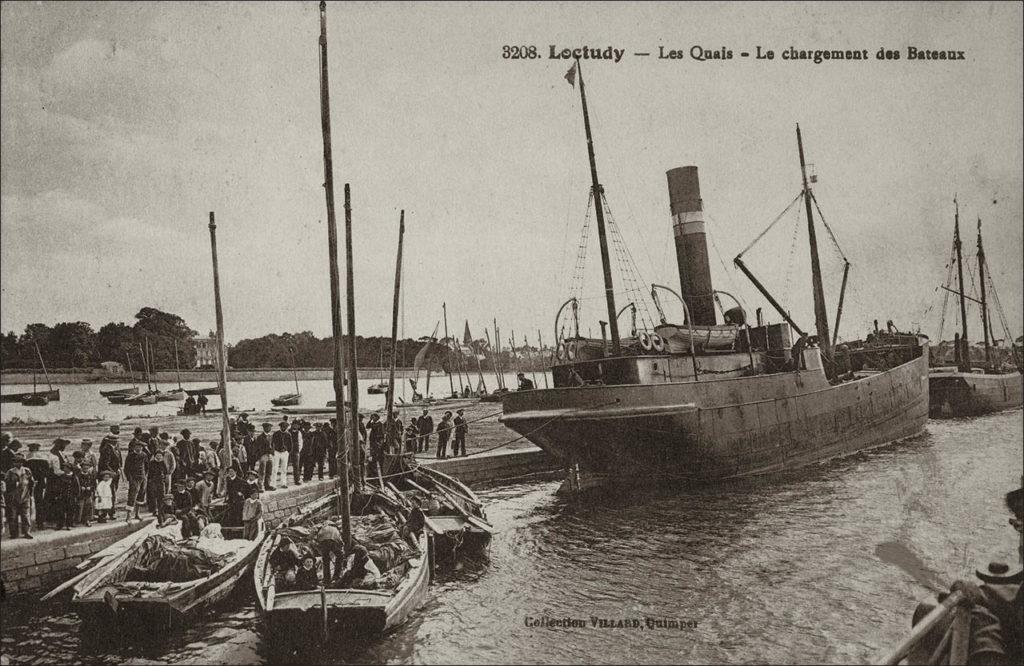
[1, 337, 60, 404]
[271, 345, 303, 406]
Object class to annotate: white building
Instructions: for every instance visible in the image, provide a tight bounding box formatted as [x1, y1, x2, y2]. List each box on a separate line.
[194, 336, 219, 369]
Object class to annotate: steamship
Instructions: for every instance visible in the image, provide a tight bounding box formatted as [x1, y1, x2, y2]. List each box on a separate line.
[499, 62, 929, 488]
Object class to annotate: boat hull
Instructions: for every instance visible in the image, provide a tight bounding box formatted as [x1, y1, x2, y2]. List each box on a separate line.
[0, 389, 60, 404]
[500, 351, 929, 483]
[100, 387, 139, 398]
[271, 393, 302, 406]
[928, 369, 1023, 418]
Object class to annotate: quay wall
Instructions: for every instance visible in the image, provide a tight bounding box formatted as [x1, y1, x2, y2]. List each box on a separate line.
[1, 367, 418, 385]
[1, 447, 557, 599]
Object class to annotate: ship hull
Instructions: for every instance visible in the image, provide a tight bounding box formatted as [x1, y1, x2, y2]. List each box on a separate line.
[928, 370, 1023, 418]
[500, 351, 928, 483]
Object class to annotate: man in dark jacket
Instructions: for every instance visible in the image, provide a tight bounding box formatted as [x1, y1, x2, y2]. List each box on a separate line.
[98, 426, 123, 497]
[271, 421, 291, 489]
[416, 409, 434, 453]
[453, 408, 469, 457]
[123, 440, 148, 521]
[23, 442, 52, 530]
[289, 422, 303, 486]
[302, 423, 327, 481]
[4, 454, 34, 538]
[253, 423, 275, 491]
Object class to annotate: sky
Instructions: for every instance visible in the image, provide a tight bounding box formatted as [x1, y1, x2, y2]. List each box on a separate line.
[2, 1, 1022, 347]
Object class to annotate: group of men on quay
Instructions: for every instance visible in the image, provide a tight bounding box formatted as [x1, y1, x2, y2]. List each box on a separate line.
[0, 405, 472, 540]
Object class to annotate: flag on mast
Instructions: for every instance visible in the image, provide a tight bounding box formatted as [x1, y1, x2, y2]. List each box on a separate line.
[564, 62, 577, 87]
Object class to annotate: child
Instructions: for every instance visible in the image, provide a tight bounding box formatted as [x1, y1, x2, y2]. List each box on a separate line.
[295, 554, 319, 590]
[159, 492, 177, 528]
[242, 488, 263, 540]
[173, 480, 200, 538]
[243, 470, 261, 502]
[194, 472, 214, 512]
[95, 471, 115, 522]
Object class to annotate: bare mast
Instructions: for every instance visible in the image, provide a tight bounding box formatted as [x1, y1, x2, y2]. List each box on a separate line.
[318, 0, 350, 547]
[976, 218, 991, 368]
[574, 59, 620, 354]
[796, 125, 831, 357]
[385, 212, 405, 441]
[953, 199, 970, 371]
[208, 212, 233, 469]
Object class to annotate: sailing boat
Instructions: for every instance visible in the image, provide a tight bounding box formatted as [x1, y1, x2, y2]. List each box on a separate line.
[271, 345, 303, 406]
[127, 341, 159, 405]
[150, 340, 182, 402]
[500, 61, 928, 491]
[928, 202, 1023, 417]
[1, 337, 60, 404]
[99, 350, 140, 400]
[367, 344, 389, 394]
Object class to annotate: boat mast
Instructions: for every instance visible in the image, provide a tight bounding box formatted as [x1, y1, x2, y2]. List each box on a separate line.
[208, 211, 233, 470]
[125, 351, 136, 389]
[31, 337, 52, 391]
[139, 342, 151, 391]
[976, 217, 991, 368]
[173, 339, 183, 390]
[288, 345, 300, 395]
[537, 330, 549, 388]
[318, 0, 350, 547]
[953, 198, 970, 371]
[796, 125, 831, 357]
[575, 59, 620, 354]
[443, 302, 455, 397]
[385, 211, 405, 442]
[343, 184, 361, 490]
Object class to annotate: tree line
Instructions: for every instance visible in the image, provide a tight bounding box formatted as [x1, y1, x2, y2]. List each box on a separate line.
[1, 307, 545, 372]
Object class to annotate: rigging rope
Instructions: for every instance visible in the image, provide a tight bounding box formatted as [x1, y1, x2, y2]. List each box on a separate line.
[809, 191, 849, 263]
[736, 191, 804, 258]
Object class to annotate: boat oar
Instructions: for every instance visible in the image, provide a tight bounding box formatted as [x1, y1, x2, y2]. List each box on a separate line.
[407, 478, 490, 532]
[877, 589, 965, 665]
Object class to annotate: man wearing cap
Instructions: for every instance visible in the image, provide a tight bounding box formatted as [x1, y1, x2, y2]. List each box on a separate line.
[123, 440, 148, 522]
[453, 409, 469, 457]
[517, 372, 534, 391]
[416, 409, 434, 454]
[253, 422, 275, 491]
[79, 439, 98, 485]
[0, 432, 16, 473]
[99, 425, 123, 497]
[3, 454, 34, 538]
[23, 442, 52, 529]
[316, 522, 347, 585]
[271, 421, 291, 489]
[177, 429, 195, 477]
[288, 421, 303, 486]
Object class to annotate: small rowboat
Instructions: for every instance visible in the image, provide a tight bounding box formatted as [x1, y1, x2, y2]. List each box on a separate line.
[185, 387, 220, 396]
[156, 388, 187, 402]
[366, 382, 389, 395]
[254, 490, 431, 648]
[21, 394, 49, 406]
[271, 392, 302, 407]
[64, 510, 265, 626]
[654, 323, 739, 353]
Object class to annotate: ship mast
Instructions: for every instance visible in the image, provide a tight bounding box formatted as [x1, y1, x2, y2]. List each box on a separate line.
[796, 125, 831, 358]
[318, 0, 351, 548]
[976, 217, 991, 368]
[575, 59, 620, 354]
[953, 199, 970, 371]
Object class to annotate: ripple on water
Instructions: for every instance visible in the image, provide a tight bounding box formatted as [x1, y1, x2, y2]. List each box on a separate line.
[1, 412, 1020, 664]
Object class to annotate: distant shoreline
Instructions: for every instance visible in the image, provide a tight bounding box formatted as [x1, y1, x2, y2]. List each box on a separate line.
[0, 367, 422, 385]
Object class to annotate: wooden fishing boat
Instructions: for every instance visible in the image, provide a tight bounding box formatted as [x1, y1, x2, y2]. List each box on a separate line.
[66, 511, 265, 625]
[21, 394, 50, 406]
[927, 202, 1022, 418]
[369, 455, 493, 559]
[0, 388, 60, 404]
[271, 392, 302, 407]
[127, 391, 159, 406]
[99, 387, 140, 398]
[479, 387, 510, 403]
[185, 387, 220, 396]
[253, 490, 431, 644]
[157, 388, 187, 402]
[367, 382, 389, 395]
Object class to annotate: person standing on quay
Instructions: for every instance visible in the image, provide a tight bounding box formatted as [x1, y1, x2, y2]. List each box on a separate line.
[436, 411, 453, 459]
[416, 409, 434, 454]
[271, 421, 291, 489]
[98, 426, 123, 498]
[453, 409, 468, 457]
[123, 440, 148, 522]
[3, 454, 34, 538]
[23, 442, 52, 530]
[146, 448, 167, 521]
[289, 421, 303, 486]
[1, 432, 16, 473]
[254, 422, 275, 491]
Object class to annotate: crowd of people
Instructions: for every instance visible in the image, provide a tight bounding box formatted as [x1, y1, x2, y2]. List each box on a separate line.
[0, 407, 473, 540]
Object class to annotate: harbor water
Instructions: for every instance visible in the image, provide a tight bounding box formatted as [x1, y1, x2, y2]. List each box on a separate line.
[1, 411, 1020, 664]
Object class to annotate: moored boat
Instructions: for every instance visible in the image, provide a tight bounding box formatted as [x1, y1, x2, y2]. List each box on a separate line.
[927, 202, 1022, 418]
[185, 387, 220, 396]
[157, 388, 186, 402]
[500, 64, 928, 491]
[367, 382, 389, 395]
[21, 394, 50, 406]
[99, 387, 140, 398]
[0, 388, 60, 404]
[271, 392, 302, 407]
[368, 454, 493, 558]
[127, 391, 159, 405]
[65, 512, 265, 625]
[253, 490, 430, 645]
